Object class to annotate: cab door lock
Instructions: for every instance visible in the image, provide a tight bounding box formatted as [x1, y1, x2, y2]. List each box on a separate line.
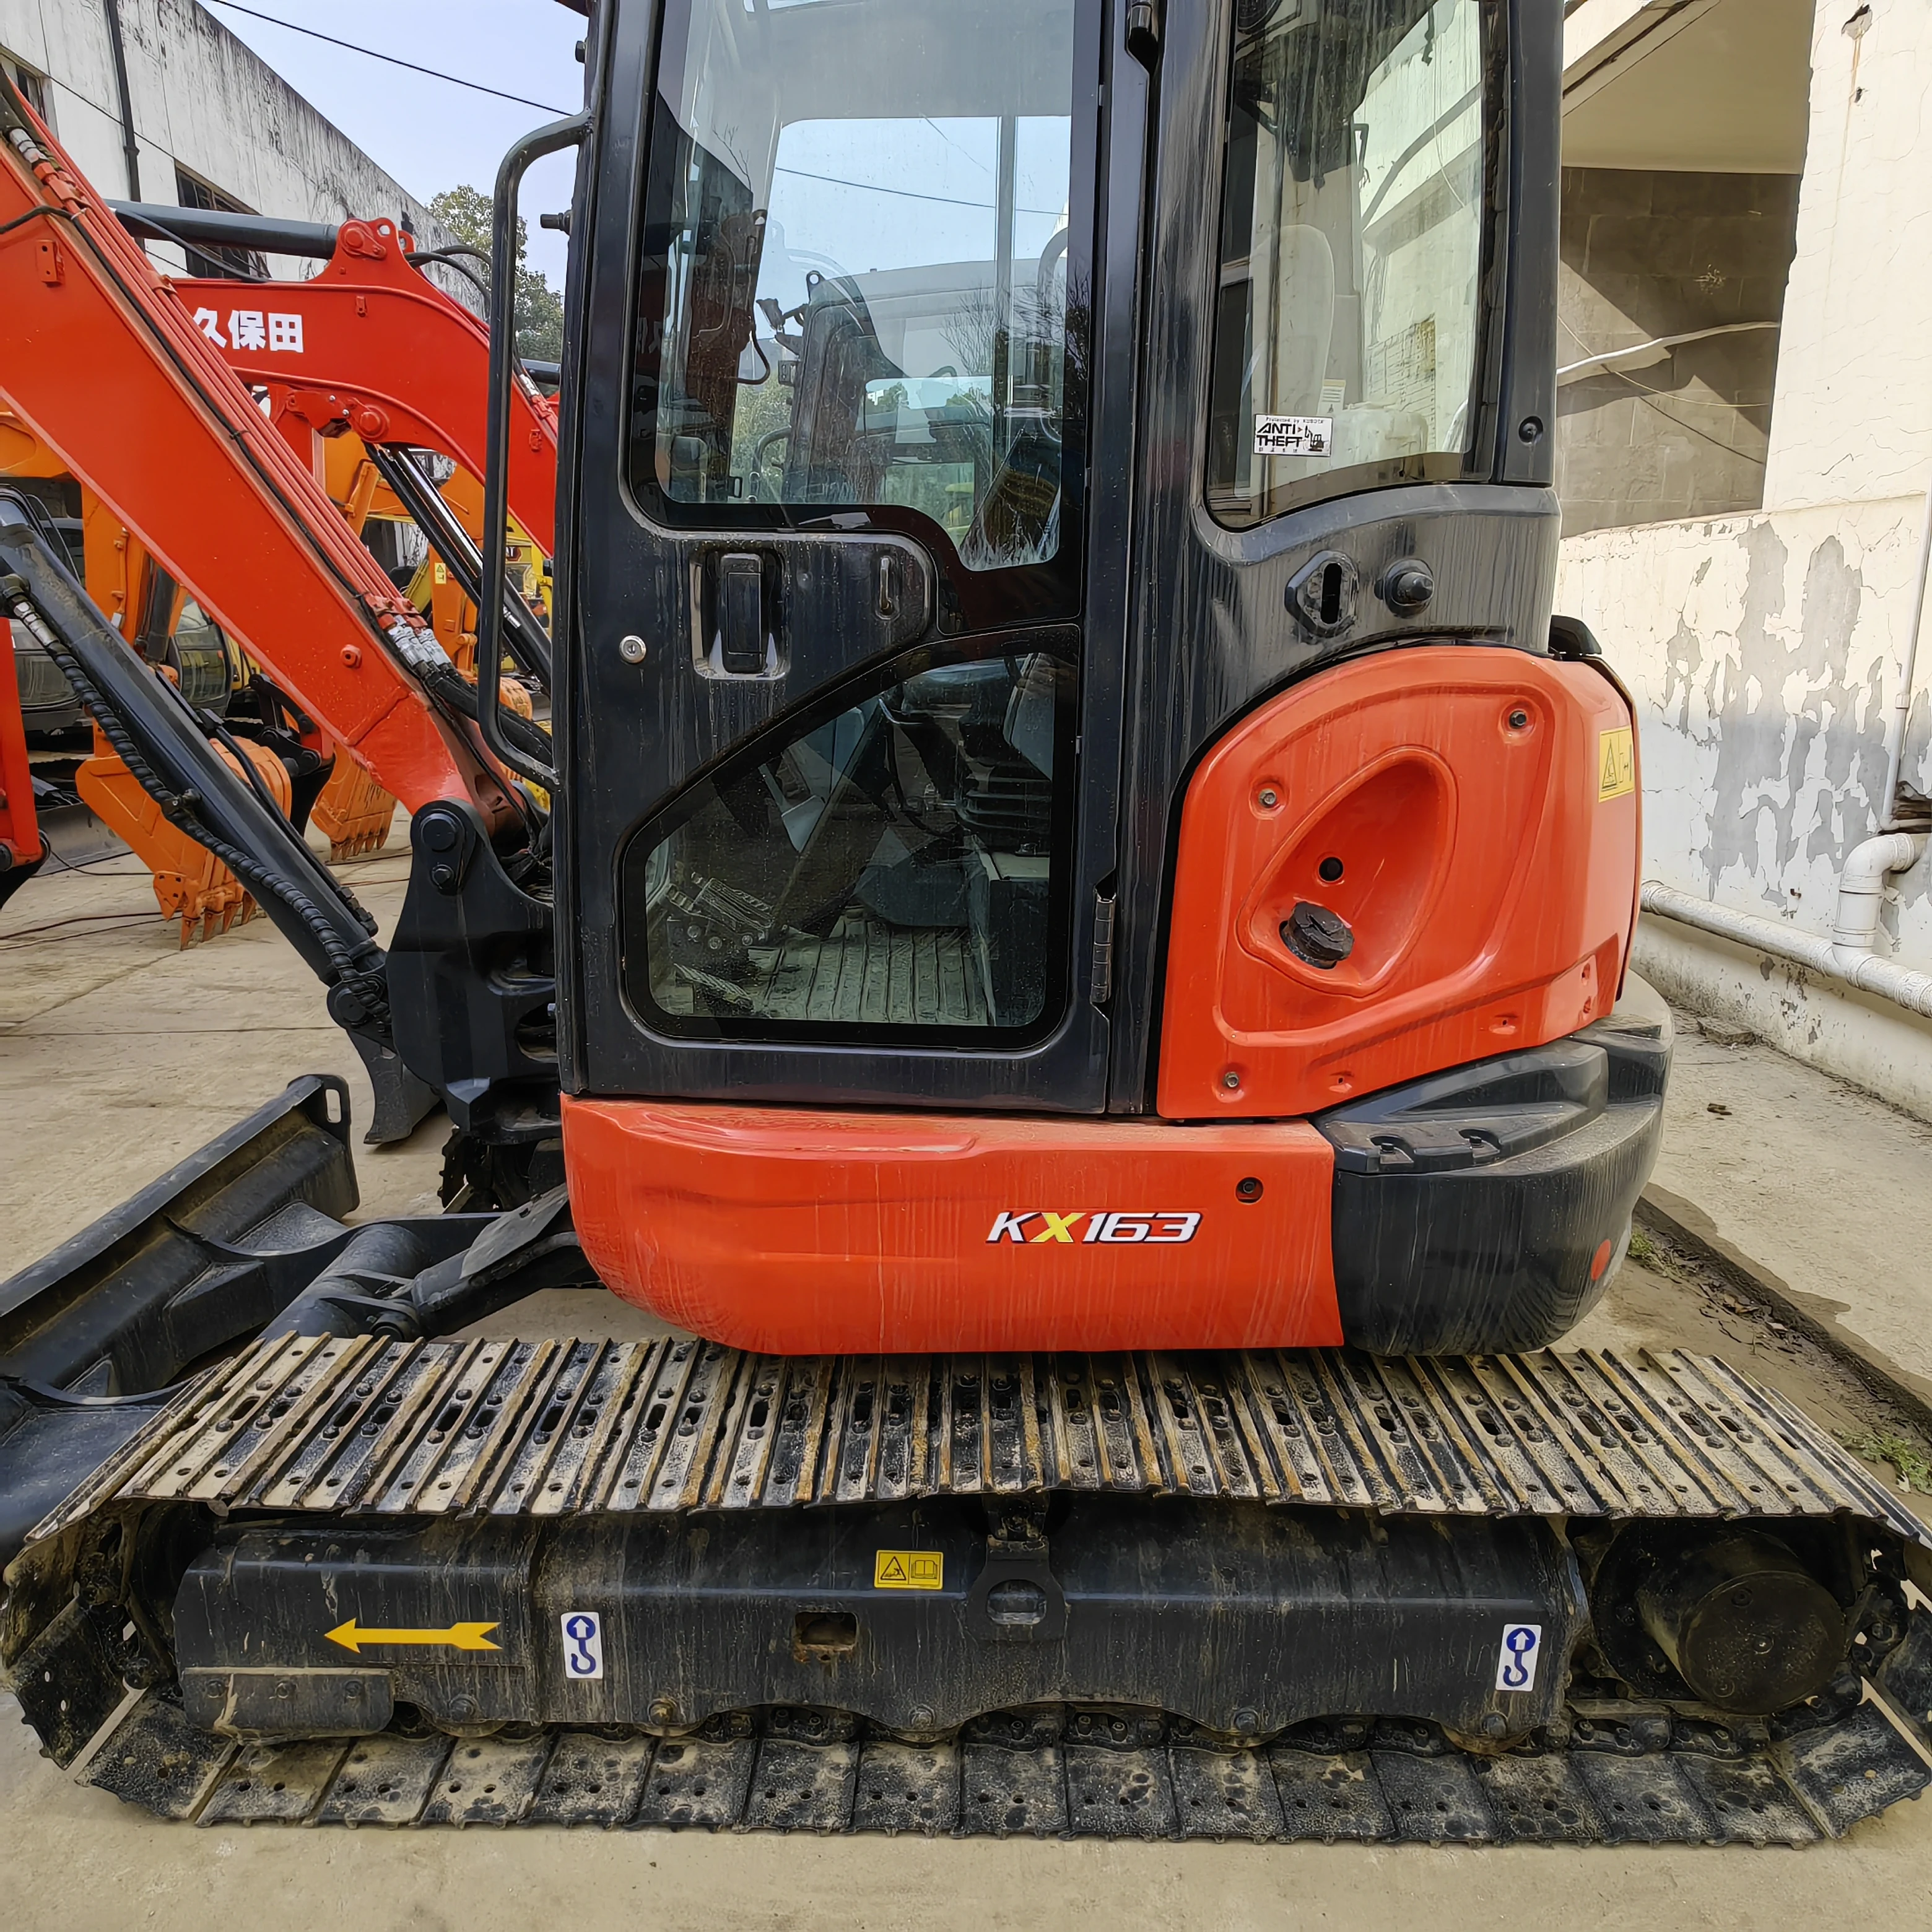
[713, 552, 768, 676]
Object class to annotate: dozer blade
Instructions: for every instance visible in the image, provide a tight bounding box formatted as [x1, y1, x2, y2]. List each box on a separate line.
[7, 1332, 1932, 1843]
[0, 1076, 359, 1562]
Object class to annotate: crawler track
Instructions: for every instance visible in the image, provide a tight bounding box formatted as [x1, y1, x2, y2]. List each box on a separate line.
[14, 1338, 1932, 1845]
[30, 1333, 1932, 1530]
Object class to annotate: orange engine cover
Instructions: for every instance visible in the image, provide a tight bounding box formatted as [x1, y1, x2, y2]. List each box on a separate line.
[1157, 646, 1638, 1120]
[564, 1097, 1341, 1356]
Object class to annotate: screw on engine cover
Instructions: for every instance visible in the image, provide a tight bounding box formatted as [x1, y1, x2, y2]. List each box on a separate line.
[1236, 1177, 1263, 1202]
[911, 1704, 936, 1728]
[1257, 787, 1278, 809]
[1233, 1707, 1261, 1733]
[619, 633, 648, 663]
[1508, 708, 1530, 729]
[1221, 1069, 1241, 1090]
[1481, 1712, 1508, 1739]
[648, 1695, 679, 1725]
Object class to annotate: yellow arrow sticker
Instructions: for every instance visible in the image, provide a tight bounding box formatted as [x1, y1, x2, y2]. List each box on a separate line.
[874, 1550, 943, 1590]
[1598, 726, 1635, 801]
[326, 1617, 500, 1654]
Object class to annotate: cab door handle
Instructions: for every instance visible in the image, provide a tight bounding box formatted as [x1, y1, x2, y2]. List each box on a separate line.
[715, 552, 767, 676]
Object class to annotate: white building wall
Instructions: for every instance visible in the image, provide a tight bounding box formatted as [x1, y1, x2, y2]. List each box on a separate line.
[0, 0, 460, 286]
[1759, 1, 1932, 512]
[1557, 497, 1932, 1109]
[1556, 0, 1932, 1118]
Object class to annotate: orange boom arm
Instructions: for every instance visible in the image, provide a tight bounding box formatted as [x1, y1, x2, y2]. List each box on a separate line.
[180, 221, 558, 557]
[0, 102, 511, 823]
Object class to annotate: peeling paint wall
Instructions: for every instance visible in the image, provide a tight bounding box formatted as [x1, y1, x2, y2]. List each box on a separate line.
[1556, 480, 1932, 1110]
[1560, 498, 1928, 922]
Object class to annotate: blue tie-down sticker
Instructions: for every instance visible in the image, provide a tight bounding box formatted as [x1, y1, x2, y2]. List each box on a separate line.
[1495, 1622, 1542, 1692]
[560, 1609, 604, 1681]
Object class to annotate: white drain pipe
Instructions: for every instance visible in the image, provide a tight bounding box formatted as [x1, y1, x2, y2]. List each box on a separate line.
[1879, 481, 1932, 830]
[1641, 832, 1932, 1019]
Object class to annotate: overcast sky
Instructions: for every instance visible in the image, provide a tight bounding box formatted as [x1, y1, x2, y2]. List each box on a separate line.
[207, 0, 585, 284]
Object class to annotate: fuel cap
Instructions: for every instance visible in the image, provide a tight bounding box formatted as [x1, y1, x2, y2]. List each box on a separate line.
[1283, 900, 1354, 968]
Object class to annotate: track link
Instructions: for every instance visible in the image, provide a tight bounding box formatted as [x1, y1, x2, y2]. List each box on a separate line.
[28, 1333, 1932, 1533]
[72, 1643, 1932, 1842]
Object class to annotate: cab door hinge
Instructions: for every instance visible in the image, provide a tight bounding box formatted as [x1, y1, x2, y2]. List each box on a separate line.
[1089, 890, 1116, 1006]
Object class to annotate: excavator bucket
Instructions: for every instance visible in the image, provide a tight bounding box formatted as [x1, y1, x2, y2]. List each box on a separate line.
[74, 729, 290, 944]
[310, 754, 396, 861]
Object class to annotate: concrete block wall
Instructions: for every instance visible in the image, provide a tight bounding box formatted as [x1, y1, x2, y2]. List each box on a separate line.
[1557, 168, 1798, 537]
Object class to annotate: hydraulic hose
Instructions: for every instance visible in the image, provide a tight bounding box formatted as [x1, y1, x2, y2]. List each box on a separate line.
[21, 595, 372, 993]
[417, 656, 558, 772]
[363, 440, 552, 689]
[0, 494, 389, 1020]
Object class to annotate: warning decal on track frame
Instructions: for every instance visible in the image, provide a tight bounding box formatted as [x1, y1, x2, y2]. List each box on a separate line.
[560, 1611, 604, 1680]
[873, 1550, 943, 1590]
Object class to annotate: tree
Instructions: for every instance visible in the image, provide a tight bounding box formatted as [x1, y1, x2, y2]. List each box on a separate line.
[428, 185, 565, 362]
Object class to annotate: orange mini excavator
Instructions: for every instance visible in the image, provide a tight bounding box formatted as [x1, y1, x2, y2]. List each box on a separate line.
[1, 199, 564, 933]
[6, 0, 1932, 1850]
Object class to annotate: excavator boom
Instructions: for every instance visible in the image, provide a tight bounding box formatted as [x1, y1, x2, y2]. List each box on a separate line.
[0, 616, 42, 905]
[0, 90, 510, 825]
[173, 217, 558, 557]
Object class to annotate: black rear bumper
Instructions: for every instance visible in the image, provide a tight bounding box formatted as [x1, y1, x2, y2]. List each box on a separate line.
[1316, 982, 1671, 1354]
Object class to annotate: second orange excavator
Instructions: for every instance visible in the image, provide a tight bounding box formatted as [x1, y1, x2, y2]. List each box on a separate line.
[4, 196, 565, 938]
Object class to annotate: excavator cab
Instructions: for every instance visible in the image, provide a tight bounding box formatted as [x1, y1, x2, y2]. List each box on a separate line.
[546, 0, 1658, 1355]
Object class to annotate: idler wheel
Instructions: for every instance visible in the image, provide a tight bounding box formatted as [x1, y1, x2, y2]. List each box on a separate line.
[1635, 1530, 1844, 1713]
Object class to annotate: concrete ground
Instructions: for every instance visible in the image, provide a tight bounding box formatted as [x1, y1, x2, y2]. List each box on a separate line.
[0, 826, 446, 1260]
[1643, 1020, 1932, 1406]
[6, 837, 1932, 1926]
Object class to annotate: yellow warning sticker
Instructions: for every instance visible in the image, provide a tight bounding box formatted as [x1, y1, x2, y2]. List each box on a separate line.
[1597, 726, 1635, 802]
[874, 1549, 944, 1590]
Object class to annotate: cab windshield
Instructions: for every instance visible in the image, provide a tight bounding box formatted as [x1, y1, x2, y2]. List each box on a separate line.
[630, 0, 1082, 572]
